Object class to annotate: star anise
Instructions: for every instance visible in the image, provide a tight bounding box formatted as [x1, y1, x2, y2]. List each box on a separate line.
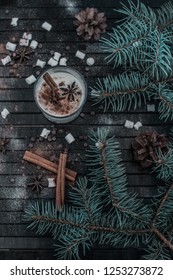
[60, 81, 81, 102]
[27, 175, 44, 192]
[0, 138, 10, 154]
[13, 47, 33, 64]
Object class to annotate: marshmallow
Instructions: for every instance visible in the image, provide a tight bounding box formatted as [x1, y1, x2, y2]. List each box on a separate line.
[95, 141, 104, 149]
[133, 41, 142, 47]
[36, 59, 46, 68]
[1, 55, 11, 65]
[48, 178, 56, 188]
[30, 40, 38, 49]
[47, 57, 58, 67]
[41, 21, 52, 31]
[65, 133, 75, 144]
[124, 120, 134, 129]
[86, 57, 95, 66]
[25, 75, 37, 85]
[6, 42, 17, 52]
[91, 89, 100, 96]
[147, 104, 155, 112]
[11, 17, 19, 26]
[95, 142, 100, 148]
[22, 32, 32, 40]
[53, 52, 61, 62]
[134, 121, 143, 131]
[19, 38, 29, 46]
[59, 57, 67, 66]
[40, 128, 51, 139]
[1, 108, 10, 119]
[75, 50, 86, 60]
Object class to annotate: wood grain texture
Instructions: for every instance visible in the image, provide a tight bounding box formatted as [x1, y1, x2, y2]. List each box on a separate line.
[0, 0, 169, 260]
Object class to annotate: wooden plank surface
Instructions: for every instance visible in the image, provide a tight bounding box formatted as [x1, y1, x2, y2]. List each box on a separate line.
[0, 0, 170, 260]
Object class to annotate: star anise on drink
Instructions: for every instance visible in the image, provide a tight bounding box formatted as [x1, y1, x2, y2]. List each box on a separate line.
[0, 138, 10, 154]
[27, 175, 44, 192]
[60, 81, 81, 102]
[13, 47, 33, 64]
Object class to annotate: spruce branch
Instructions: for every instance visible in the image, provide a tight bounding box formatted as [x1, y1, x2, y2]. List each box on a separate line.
[143, 240, 171, 260]
[24, 200, 151, 259]
[24, 128, 173, 259]
[92, 0, 173, 121]
[101, 20, 151, 68]
[68, 177, 102, 225]
[141, 29, 172, 80]
[149, 184, 173, 245]
[152, 148, 173, 181]
[152, 227, 173, 252]
[156, 1, 173, 33]
[116, 0, 157, 27]
[90, 72, 151, 112]
[151, 184, 173, 226]
[54, 231, 93, 260]
[156, 85, 173, 121]
[87, 128, 152, 225]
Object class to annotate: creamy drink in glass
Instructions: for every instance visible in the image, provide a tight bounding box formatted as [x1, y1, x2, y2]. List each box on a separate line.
[34, 67, 88, 123]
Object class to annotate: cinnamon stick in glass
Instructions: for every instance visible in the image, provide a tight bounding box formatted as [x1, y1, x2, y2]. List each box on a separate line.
[43, 72, 58, 90]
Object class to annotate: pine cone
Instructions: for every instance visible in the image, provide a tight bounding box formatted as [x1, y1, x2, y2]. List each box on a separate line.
[132, 131, 168, 168]
[74, 7, 107, 41]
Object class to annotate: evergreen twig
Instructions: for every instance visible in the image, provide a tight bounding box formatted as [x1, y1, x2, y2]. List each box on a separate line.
[91, 0, 173, 121]
[24, 128, 173, 259]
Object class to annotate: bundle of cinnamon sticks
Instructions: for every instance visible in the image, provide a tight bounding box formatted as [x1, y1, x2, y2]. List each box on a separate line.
[23, 150, 76, 209]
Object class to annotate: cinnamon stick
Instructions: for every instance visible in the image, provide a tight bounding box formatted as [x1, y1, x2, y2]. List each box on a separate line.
[60, 149, 68, 206]
[56, 153, 63, 209]
[43, 72, 58, 90]
[23, 151, 77, 182]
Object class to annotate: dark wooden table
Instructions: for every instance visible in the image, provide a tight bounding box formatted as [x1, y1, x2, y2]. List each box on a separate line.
[0, 0, 171, 260]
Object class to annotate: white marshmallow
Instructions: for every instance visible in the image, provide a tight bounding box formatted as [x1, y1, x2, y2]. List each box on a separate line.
[147, 104, 155, 112]
[75, 50, 86, 60]
[40, 128, 51, 139]
[47, 57, 58, 67]
[124, 120, 134, 129]
[11, 17, 19, 26]
[134, 121, 143, 131]
[133, 41, 142, 47]
[48, 178, 56, 188]
[6, 42, 17, 52]
[41, 21, 52, 31]
[1, 55, 11, 65]
[91, 89, 100, 96]
[95, 141, 103, 149]
[36, 59, 46, 68]
[22, 32, 32, 40]
[19, 38, 29, 46]
[59, 57, 67, 66]
[86, 57, 95, 66]
[53, 52, 61, 62]
[25, 75, 37, 85]
[65, 133, 75, 144]
[1, 108, 10, 119]
[95, 142, 100, 148]
[30, 40, 38, 49]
